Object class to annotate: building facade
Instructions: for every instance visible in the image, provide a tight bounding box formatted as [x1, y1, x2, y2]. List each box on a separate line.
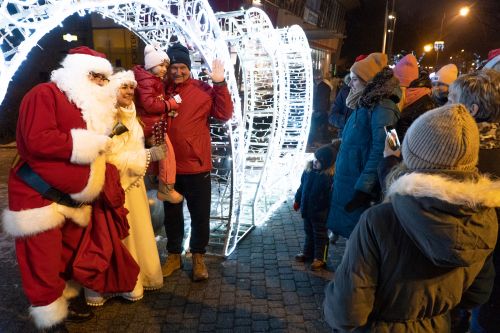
[210, 0, 360, 79]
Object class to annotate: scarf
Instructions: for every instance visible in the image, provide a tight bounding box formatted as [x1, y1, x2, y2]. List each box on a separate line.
[478, 122, 500, 150]
[346, 89, 364, 109]
[404, 88, 431, 108]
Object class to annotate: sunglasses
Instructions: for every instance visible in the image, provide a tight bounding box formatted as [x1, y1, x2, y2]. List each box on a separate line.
[89, 71, 110, 82]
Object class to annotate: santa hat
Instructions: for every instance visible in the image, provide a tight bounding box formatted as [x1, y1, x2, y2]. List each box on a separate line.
[60, 46, 113, 77]
[144, 44, 169, 70]
[109, 70, 137, 93]
[432, 64, 458, 85]
[350, 52, 388, 82]
[394, 54, 418, 87]
[484, 48, 500, 70]
[354, 54, 368, 62]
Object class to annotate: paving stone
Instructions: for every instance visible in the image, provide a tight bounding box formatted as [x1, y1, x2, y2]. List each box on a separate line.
[0, 145, 340, 333]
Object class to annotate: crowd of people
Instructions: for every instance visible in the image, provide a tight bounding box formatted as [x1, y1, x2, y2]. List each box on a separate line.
[299, 49, 499, 332]
[1, 38, 499, 333]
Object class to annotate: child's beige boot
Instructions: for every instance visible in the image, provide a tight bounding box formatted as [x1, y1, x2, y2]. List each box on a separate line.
[157, 182, 184, 203]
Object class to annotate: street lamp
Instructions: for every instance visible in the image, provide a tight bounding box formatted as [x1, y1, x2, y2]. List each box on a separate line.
[435, 6, 470, 68]
[423, 44, 433, 53]
[459, 6, 470, 17]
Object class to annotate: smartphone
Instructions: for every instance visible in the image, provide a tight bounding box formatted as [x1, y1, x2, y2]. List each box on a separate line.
[384, 125, 401, 151]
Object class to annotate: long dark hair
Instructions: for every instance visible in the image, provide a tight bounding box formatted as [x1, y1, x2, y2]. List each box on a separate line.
[359, 67, 400, 108]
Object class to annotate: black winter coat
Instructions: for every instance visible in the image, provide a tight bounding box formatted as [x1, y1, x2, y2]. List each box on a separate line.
[396, 93, 437, 142]
[294, 162, 334, 221]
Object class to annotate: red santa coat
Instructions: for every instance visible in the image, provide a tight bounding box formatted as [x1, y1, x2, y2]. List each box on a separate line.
[3, 82, 108, 237]
[165, 78, 233, 174]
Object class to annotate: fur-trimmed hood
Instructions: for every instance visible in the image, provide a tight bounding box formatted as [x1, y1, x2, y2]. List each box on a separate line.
[387, 173, 499, 267]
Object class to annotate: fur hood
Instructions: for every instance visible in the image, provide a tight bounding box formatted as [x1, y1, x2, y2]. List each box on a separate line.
[387, 172, 499, 267]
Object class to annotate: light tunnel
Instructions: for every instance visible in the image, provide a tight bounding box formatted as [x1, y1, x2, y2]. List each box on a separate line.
[0, 0, 313, 256]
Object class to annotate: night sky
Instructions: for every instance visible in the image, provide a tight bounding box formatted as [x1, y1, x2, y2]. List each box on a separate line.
[341, 0, 500, 66]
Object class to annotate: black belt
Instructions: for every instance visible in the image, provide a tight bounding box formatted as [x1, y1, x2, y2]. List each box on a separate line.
[16, 163, 85, 208]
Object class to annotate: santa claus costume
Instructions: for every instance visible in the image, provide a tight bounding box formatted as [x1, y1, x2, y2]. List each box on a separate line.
[2, 47, 116, 330]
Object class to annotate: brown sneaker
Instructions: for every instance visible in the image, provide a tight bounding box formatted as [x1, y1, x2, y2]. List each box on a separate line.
[157, 183, 184, 204]
[310, 259, 326, 271]
[161, 254, 182, 277]
[192, 253, 209, 281]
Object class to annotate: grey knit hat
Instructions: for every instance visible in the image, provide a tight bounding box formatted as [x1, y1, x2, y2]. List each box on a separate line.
[402, 104, 479, 172]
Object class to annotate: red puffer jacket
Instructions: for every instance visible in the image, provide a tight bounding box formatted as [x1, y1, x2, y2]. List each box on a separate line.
[165, 78, 233, 174]
[132, 65, 167, 138]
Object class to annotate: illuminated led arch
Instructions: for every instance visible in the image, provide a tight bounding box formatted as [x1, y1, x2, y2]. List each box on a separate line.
[0, 1, 312, 256]
[217, 8, 313, 231]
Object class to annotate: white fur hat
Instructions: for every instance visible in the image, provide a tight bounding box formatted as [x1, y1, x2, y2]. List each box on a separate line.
[144, 44, 169, 70]
[109, 70, 137, 93]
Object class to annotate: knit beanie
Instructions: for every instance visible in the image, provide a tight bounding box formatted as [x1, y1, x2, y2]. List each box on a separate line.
[167, 42, 191, 70]
[144, 44, 169, 70]
[350, 52, 388, 82]
[314, 144, 337, 170]
[402, 104, 479, 172]
[484, 49, 500, 70]
[394, 54, 419, 87]
[432, 64, 458, 85]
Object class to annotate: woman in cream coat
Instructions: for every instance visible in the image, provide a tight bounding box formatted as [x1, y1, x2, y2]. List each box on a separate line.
[85, 70, 164, 305]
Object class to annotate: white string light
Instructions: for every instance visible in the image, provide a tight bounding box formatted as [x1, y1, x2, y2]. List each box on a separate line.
[0, 1, 312, 256]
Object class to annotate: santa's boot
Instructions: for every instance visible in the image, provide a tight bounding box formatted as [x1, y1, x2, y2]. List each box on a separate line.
[192, 253, 209, 281]
[157, 182, 183, 203]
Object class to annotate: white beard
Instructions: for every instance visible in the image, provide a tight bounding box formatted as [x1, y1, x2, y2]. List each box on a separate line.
[51, 68, 117, 135]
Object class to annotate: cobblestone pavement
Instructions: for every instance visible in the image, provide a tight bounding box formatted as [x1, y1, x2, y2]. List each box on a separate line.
[0, 147, 346, 332]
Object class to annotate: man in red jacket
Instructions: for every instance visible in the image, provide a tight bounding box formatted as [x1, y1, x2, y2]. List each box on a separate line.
[2, 47, 115, 332]
[162, 42, 233, 281]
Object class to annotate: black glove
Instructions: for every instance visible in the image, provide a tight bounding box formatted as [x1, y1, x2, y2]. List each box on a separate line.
[345, 190, 372, 212]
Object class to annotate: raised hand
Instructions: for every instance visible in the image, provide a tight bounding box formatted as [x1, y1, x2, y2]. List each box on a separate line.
[209, 59, 225, 83]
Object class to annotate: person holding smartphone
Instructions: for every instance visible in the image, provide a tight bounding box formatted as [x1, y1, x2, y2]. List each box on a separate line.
[326, 53, 401, 240]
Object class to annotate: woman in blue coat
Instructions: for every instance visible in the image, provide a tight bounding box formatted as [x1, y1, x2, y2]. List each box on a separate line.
[327, 53, 401, 238]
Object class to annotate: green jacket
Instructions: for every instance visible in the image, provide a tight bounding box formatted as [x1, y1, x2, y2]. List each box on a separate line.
[324, 172, 500, 332]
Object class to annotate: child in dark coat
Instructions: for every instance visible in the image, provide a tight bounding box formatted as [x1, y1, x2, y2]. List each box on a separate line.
[293, 140, 340, 270]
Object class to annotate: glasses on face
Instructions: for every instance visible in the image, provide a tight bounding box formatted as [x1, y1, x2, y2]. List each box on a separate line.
[89, 71, 110, 82]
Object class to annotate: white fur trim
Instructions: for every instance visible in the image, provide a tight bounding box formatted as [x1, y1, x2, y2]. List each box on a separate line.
[63, 280, 81, 300]
[387, 173, 500, 208]
[70, 154, 106, 203]
[70, 129, 109, 165]
[61, 53, 113, 77]
[30, 296, 68, 329]
[2, 203, 91, 237]
[110, 70, 137, 93]
[2, 204, 65, 237]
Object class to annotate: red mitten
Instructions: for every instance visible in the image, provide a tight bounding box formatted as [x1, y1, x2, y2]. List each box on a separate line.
[293, 202, 300, 211]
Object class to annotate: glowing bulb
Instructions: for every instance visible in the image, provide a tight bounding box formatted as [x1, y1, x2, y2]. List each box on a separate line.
[459, 6, 470, 17]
